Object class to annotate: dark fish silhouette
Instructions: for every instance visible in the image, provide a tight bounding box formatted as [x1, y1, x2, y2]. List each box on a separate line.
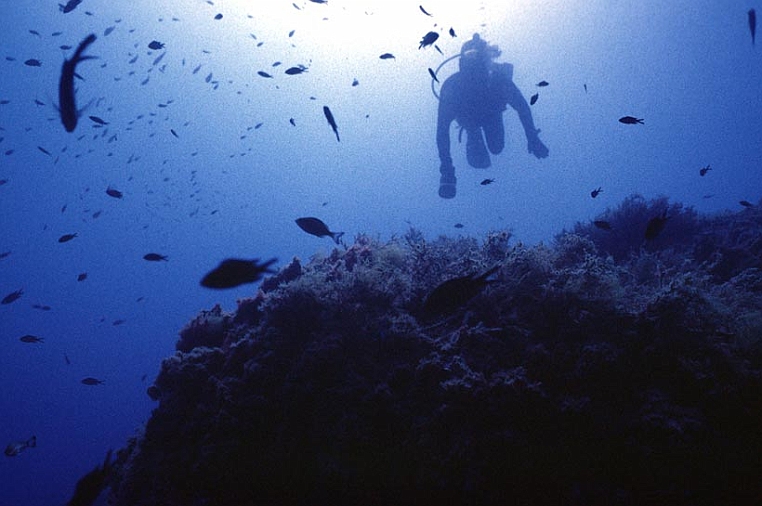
[77, 272, 87, 281]
[58, 233, 77, 243]
[619, 116, 643, 125]
[428, 67, 439, 83]
[323, 106, 339, 142]
[536, 80, 549, 87]
[644, 210, 668, 240]
[699, 164, 711, 176]
[295, 217, 344, 243]
[285, 66, 307, 75]
[379, 53, 395, 60]
[421, 266, 500, 318]
[143, 253, 167, 261]
[480, 178, 495, 185]
[750, 9, 757, 45]
[419, 5, 432, 16]
[214, 13, 223, 20]
[105, 186, 122, 198]
[81, 377, 104, 385]
[590, 187, 602, 198]
[24, 59, 42, 67]
[593, 220, 612, 231]
[65, 450, 113, 506]
[59, 34, 97, 132]
[59, 0, 82, 13]
[449, 27, 456, 37]
[148, 40, 164, 50]
[529, 93, 538, 105]
[19, 335, 44, 343]
[88, 115, 107, 125]
[740, 200, 755, 208]
[257, 71, 273, 78]
[419, 31, 439, 49]
[201, 258, 277, 289]
[5, 436, 36, 457]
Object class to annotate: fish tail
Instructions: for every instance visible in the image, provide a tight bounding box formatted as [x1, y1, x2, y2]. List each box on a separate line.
[27, 436, 36, 448]
[332, 231, 345, 245]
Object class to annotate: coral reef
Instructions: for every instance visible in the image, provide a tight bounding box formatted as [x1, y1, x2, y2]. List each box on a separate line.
[108, 197, 762, 506]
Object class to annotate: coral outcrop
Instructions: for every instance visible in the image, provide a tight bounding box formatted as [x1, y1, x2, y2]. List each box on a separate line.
[108, 196, 762, 506]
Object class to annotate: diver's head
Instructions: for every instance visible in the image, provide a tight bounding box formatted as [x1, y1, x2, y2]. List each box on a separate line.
[459, 33, 501, 73]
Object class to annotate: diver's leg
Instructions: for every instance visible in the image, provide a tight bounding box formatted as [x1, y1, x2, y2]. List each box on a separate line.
[439, 163, 457, 199]
[466, 128, 490, 168]
[484, 113, 505, 155]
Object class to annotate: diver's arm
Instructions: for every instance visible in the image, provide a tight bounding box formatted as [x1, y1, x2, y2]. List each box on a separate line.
[506, 81, 549, 158]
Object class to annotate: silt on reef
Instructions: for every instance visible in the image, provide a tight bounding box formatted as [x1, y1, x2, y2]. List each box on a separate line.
[103, 198, 762, 506]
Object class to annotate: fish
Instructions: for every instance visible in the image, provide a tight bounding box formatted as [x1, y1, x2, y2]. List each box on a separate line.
[379, 53, 395, 60]
[59, 0, 82, 13]
[421, 266, 500, 318]
[323, 106, 340, 142]
[699, 164, 711, 176]
[58, 233, 78, 243]
[103, 26, 115, 36]
[65, 450, 114, 506]
[29, 30, 41, 37]
[619, 116, 644, 125]
[105, 186, 122, 198]
[480, 178, 495, 185]
[536, 80, 549, 87]
[284, 66, 307, 75]
[352, 78, 359, 86]
[170, 128, 179, 138]
[24, 59, 42, 67]
[295, 217, 344, 243]
[81, 377, 104, 385]
[143, 253, 168, 261]
[32, 304, 51, 311]
[593, 220, 612, 231]
[740, 200, 755, 208]
[454, 223, 464, 229]
[4, 436, 36, 457]
[2, 289, 23, 304]
[89, 115, 107, 125]
[529, 93, 539, 105]
[428, 67, 439, 83]
[19, 335, 44, 343]
[38, 146, 51, 156]
[65, 354, 71, 365]
[289, 118, 296, 126]
[0, 251, 11, 258]
[148, 40, 164, 50]
[309, 0, 327, 3]
[59, 34, 97, 132]
[257, 71, 273, 78]
[750, 9, 757, 45]
[288, 29, 295, 37]
[590, 187, 602, 198]
[214, 13, 223, 20]
[112, 319, 126, 326]
[449, 27, 456, 37]
[200, 257, 277, 289]
[419, 5, 433, 16]
[77, 272, 87, 281]
[644, 210, 668, 240]
[419, 31, 439, 49]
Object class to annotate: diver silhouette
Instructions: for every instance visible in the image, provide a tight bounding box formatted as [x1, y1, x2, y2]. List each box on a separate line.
[436, 33, 548, 199]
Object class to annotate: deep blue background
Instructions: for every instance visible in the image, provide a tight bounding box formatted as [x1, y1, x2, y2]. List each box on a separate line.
[1, 1, 760, 504]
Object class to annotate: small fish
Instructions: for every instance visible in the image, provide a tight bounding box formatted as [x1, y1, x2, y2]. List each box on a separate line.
[583, 83, 588, 93]
[295, 217, 344, 243]
[529, 93, 538, 105]
[2, 289, 23, 304]
[536, 80, 549, 87]
[0, 251, 11, 258]
[38, 146, 51, 156]
[421, 266, 499, 318]
[699, 164, 711, 176]
[284, 66, 307, 75]
[148, 40, 164, 50]
[309, 0, 327, 3]
[419, 31, 439, 49]
[644, 210, 669, 240]
[352, 78, 359, 86]
[58, 233, 77, 243]
[24, 59, 42, 67]
[750, 9, 757, 45]
[214, 13, 223, 20]
[105, 186, 122, 198]
[379, 53, 395, 60]
[77, 272, 87, 281]
[289, 118, 296, 126]
[288, 29, 295, 37]
[257, 71, 273, 78]
[590, 187, 602, 198]
[323, 106, 340, 142]
[428, 67, 439, 83]
[454, 223, 464, 229]
[81, 377, 104, 385]
[480, 178, 494, 185]
[593, 220, 612, 231]
[419, 5, 433, 16]
[201, 257, 277, 289]
[740, 200, 755, 208]
[170, 128, 179, 138]
[19, 335, 44, 343]
[89, 115, 107, 125]
[143, 253, 168, 261]
[59, 0, 82, 13]
[112, 319, 126, 326]
[4, 436, 36, 457]
[619, 116, 643, 125]
[29, 30, 40, 37]
[64, 353, 71, 365]
[449, 27, 456, 37]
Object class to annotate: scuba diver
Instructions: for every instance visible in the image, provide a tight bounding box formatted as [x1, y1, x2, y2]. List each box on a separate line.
[436, 33, 549, 199]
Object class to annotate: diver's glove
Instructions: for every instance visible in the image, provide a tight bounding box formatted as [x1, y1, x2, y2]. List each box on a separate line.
[527, 129, 549, 159]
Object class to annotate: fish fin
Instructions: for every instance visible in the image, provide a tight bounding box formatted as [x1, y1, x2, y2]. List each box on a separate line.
[332, 231, 345, 245]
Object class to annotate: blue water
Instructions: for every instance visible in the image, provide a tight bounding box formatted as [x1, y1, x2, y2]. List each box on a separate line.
[1, 1, 760, 504]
